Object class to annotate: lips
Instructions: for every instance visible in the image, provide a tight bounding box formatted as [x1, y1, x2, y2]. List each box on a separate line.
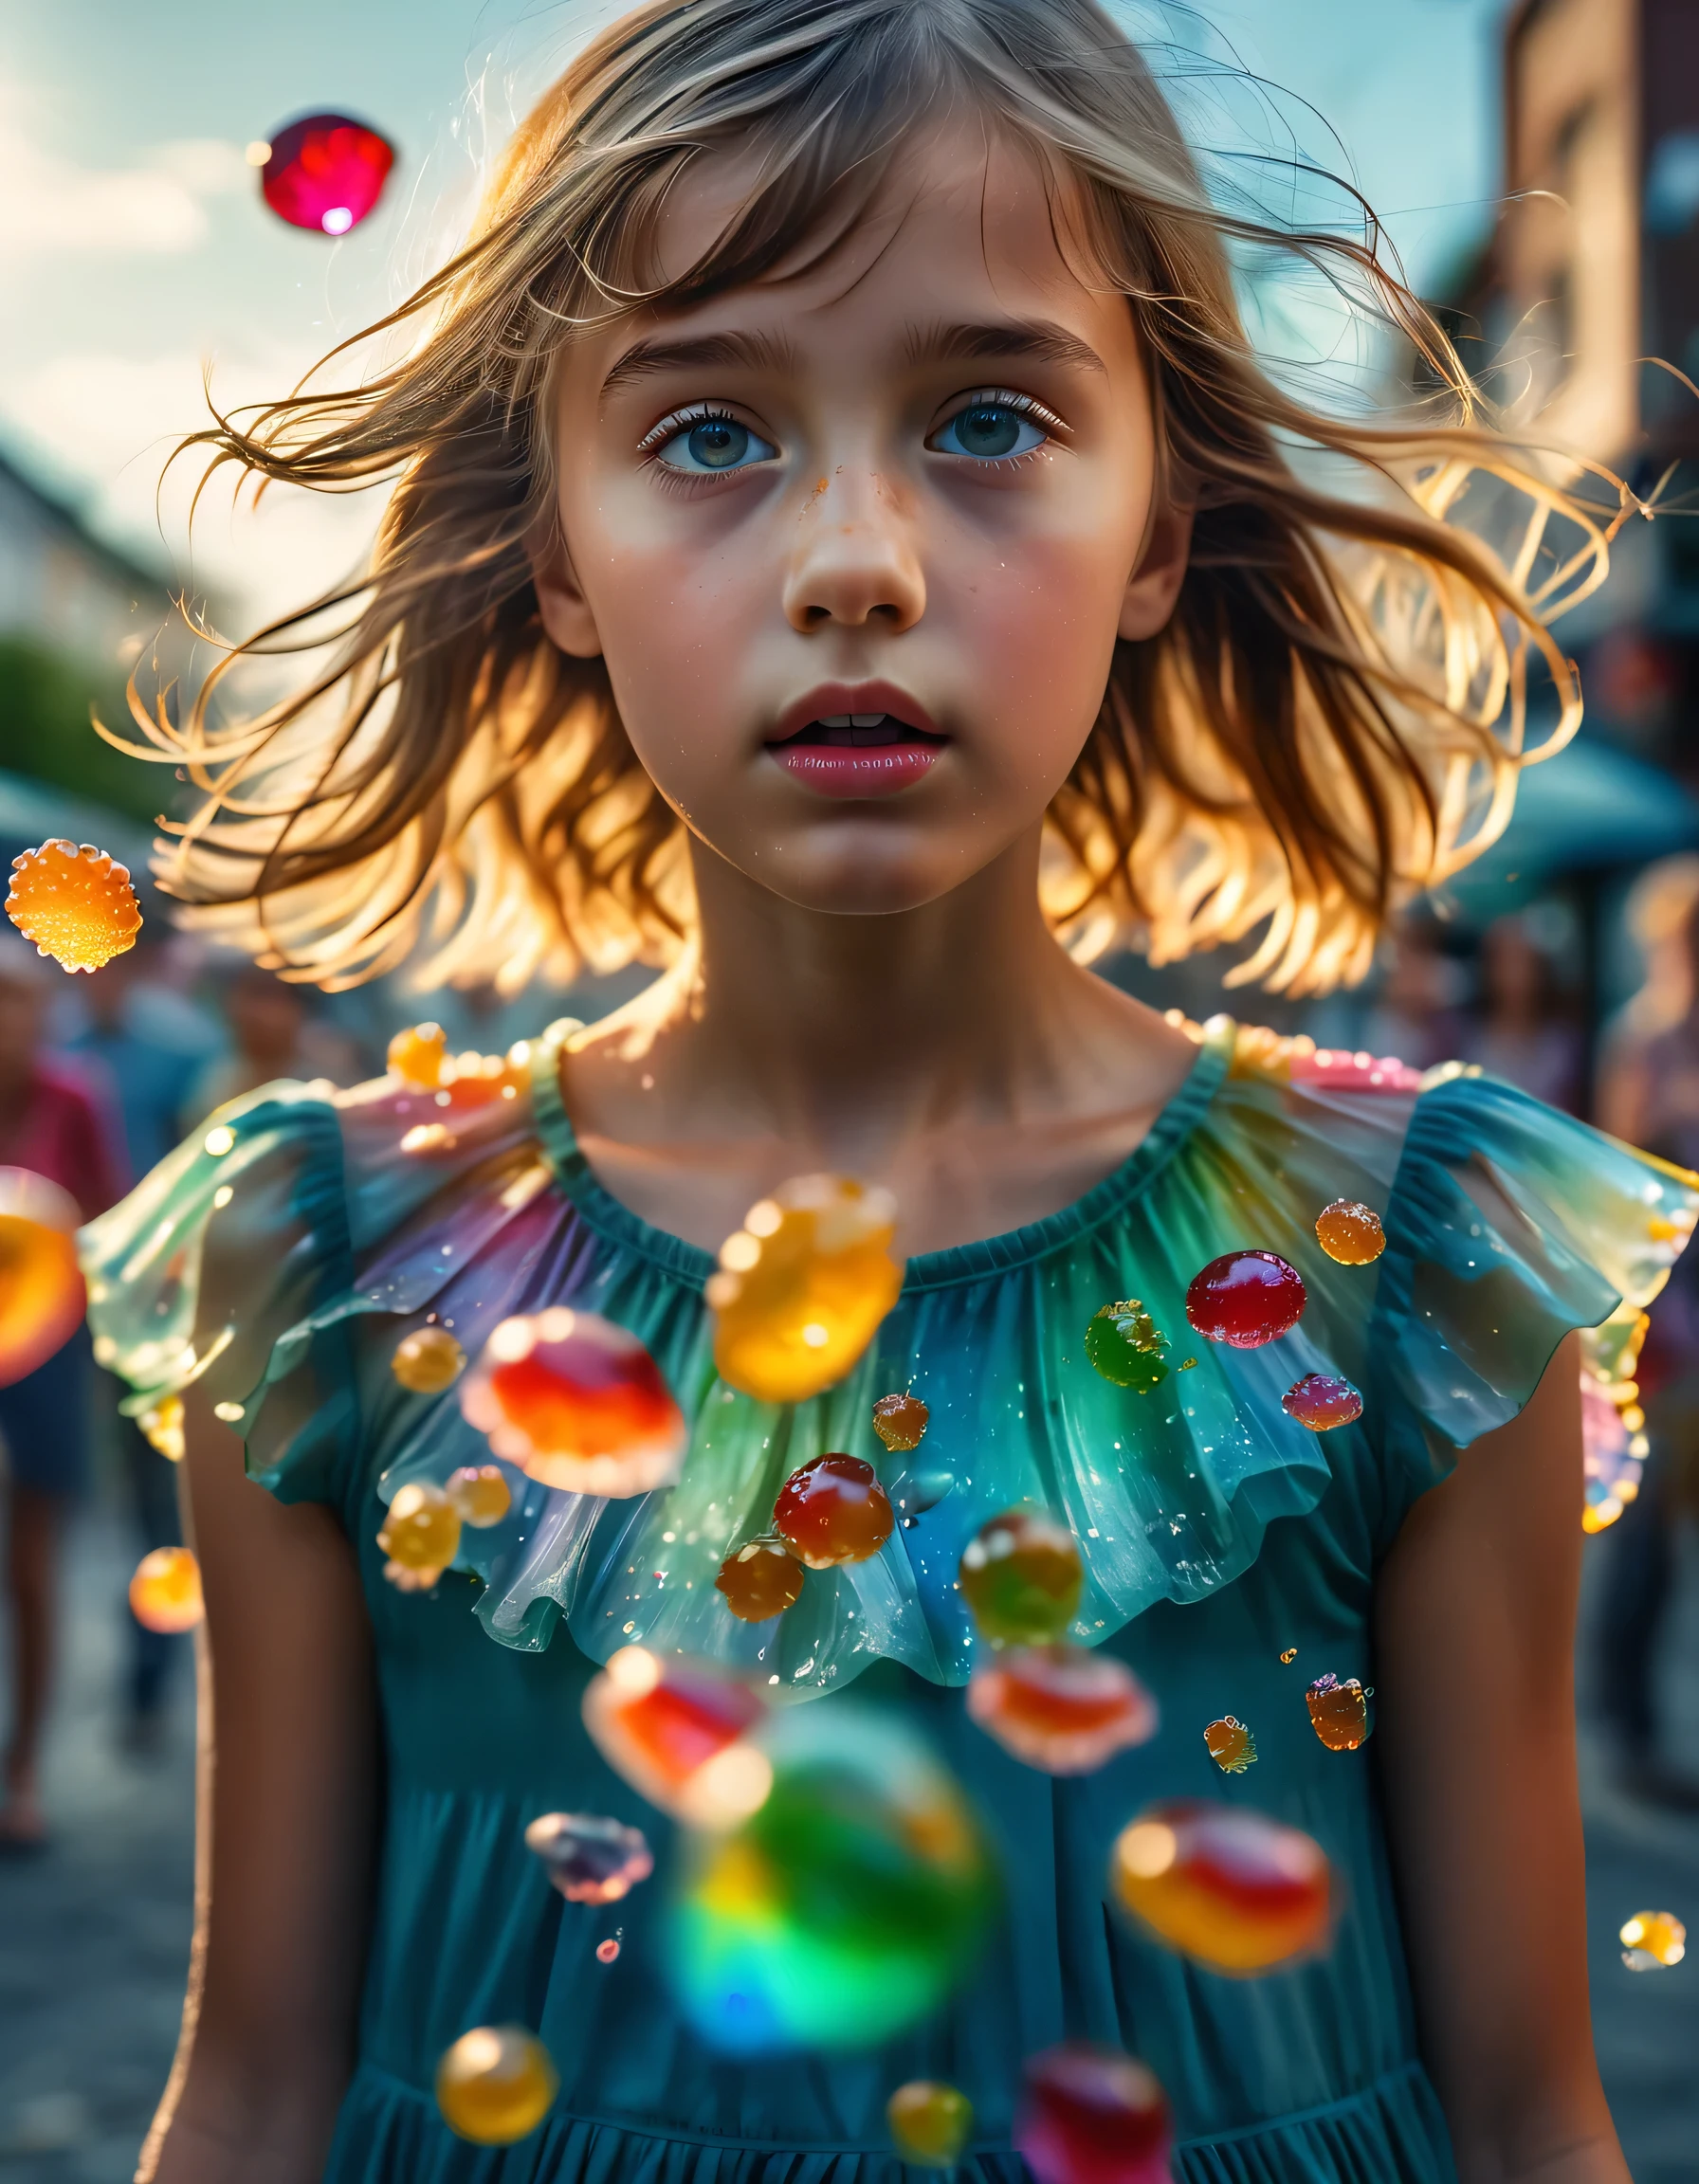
[767, 682, 944, 800]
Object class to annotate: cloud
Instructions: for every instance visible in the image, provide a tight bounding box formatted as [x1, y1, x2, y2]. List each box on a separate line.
[0, 84, 248, 260]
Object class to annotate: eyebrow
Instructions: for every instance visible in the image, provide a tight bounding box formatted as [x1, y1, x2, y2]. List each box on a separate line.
[599, 328, 800, 402]
[902, 318, 1107, 375]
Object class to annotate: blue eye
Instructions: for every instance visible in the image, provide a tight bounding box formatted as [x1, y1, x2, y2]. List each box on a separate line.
[931, 402, 1049, 462]
[654, 414, 776, 475]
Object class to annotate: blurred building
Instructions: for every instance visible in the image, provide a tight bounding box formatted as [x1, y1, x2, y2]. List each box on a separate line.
[0, 445, 167, 670]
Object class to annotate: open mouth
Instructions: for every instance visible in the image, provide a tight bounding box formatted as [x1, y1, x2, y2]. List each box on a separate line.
[767, 696, 946, 799]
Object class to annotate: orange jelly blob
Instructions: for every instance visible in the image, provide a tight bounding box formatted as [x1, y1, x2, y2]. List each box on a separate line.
[1313, 1198, 1385, 1265]
[887, 2081, 975, 2167]
[129, 1546, 204, 1634]
[447, 1464, 512, 1528]
[376, 1481, 461, 1590]
[1619, 1909, 1687, 1970]
[388, 1021, 448, 1088]
[582, 1646, 769, 1822]
[0, 1167, 85, 1387]
[872, 1391, 930, 1452]
[1111, 1799, 1332, 1975]
[6, 840, 141, 973]
[435, 2026, 558, 2144]
[460, 1308, 685, 1498]
[773, 1453, 894, 1569]
[967, 1644, 1158, 1774]
[1203, 1716, 1257, 1774]
[392, 1325, 466, 1394]
[716, 1534, 807, 1622]
[1306, 1673, 1370, 1752]
[706, 1174, 902, 1404]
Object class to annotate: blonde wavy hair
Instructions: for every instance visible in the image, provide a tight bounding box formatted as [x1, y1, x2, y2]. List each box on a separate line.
[127, 0, 1626, 995]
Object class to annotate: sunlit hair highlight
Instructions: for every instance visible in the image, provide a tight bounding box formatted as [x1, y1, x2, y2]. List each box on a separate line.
[126, 0, 1627, 994]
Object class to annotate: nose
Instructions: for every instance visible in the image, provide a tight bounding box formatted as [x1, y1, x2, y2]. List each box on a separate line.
[782, 469, 926, 634]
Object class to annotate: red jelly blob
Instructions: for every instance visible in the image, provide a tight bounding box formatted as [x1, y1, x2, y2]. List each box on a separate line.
[1281, 1373, 1362, 1431]
[1185, 1251, 1306, 1349]
[261, 112, 394, 236]
[967, 1644, 1158, 1774]
[1014, 2043, 1173, 2184]
[461, 1309, 686, 1498]
[773, 1453, 894, 1569]
[1111, 1799, 1332, 1974]
[582, 1647, 769, 1822]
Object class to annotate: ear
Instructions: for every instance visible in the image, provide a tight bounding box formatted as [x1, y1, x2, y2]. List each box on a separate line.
[529, 521, 604, 659]
[1117, 487, 1194, 643]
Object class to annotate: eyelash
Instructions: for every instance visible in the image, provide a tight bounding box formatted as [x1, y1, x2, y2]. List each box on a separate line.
[932, 387, 1067, 464]
[634, 401, 746, 460]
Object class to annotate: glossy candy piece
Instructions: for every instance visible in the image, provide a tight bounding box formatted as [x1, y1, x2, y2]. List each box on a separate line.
[6, 840, 141, 973]
[967, 1644, 1158, 1774]
[434, 2025, 557, 2144]
[1281, 1373, 1362, 1431]
[887, 2081, 975, 2167]
[1313, 1199, 1385, 1265]
[1014, 2043, 1173, 2184]
[129, 1546, 203, 1634]
[1185, 1252, 1306, 1349]
[595, 1938, 621, 1963]
[461, 1308, 685, 1498]
[261, 111, 395, 237]
[524, 1812, 653, 1904]
[872, 1391, 929, 1451]
[1306, 1673, 1370, 1752]
[706, 1174, 902, 1404]
[1084, 1301, 1169, 1393]
[716, 1534, 806, 1622]
[583, 1646, 770, 1825]
[388, 1021, 448, 1088]
[447, 1464, 511, 1528]
[138, 1393, 185, 1463]
[959, 1509, 1083, 1647]
[1111, 1799, 1332, 1975]
[376, 1481, 461, 1591]
[1203, 1716, 1256, 1774]
[0, 1168, 86, 1387]
[1619, 1909, 1686, 1970]
[392, 1325, 466, 1394]
[773, 1453, 894, 1569]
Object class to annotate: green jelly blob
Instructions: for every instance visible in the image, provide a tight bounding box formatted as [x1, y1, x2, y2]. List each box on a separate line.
[1085, 1301, 1170, 1392]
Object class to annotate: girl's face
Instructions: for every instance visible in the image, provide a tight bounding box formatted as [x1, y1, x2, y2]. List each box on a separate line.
[539, 123, 1189, 919]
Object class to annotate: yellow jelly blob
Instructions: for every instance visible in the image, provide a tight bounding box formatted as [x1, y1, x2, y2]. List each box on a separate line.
[388, 1021, 448, 1088]
[392, 1325, 466, 1394]
[887, 2081, 974, 2166]
[138, 1394, 186, 1463]
[448, 1464, 512, 1528]
[435, 2025, 558, 2143]
[129, 1547, 203, 1634]
[6, 840, 141, 973]
[1619, 1909, 1686, 1970]
[377, 1481, 461, 1588]
[1313, 1199, 1385, 1266]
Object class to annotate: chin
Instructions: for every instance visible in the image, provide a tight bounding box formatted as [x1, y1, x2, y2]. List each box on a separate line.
[742, 837, 977, 919]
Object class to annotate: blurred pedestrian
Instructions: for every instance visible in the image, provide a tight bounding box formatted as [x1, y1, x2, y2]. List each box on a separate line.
[1362, 914, 1466, 1071]
[1462, 915, 1583, 1112]
[183, 961, 358, 1124]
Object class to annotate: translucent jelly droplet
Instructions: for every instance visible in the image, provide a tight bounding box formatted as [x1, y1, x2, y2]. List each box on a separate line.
[773, 1453, 894, 1569]
[1279, 1648, 1297, 1665]
[376, 1481, 461, 1591]
[1084, 1300, 1169, 1392]
[887, 2081, 975, 2167]
[670, 1704, 996, 2054]
[716, 1534, 806, 1622]
[261, 112, 395, 237]
[967, 1644, 1158, 1774]
[138, 1393, 185, 1463]
[447, 1464, 511, 1528]
[387, 1021, 447, 1088]
[6, 840, 141, 973]
[0, 1168, 86, 1387]
[1306, 1673, 1369, 1752]
[1185, 1252, 1306, 1349]
[1281, 1373, 1362, 1432]
[582, 1646, 768, 1823]
[1314, 1199, 1385, 1265]
[1618, 1909, 1686, 1970]
[128, 1546, 203, 1634]
[1015, 2043, 1173, 2184]
[706, 1174, 902, 1403]
[392, 1325, 466, 1394]
[959, 1509, 1083, 1647]
[872, 1391, 929, 1451]
[434, 2025, 557, 2144]
[461, 1308, 685, 1499]
[524, 1812, 653, 1904]
[1204, 1717, 1256, 1774]
[595, 1937, 621, 1964]
[1111, 1799, 1332, 1975]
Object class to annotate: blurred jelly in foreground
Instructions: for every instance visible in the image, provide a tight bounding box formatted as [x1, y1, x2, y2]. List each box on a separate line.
[260, 111, 395, 236]
[7, 840, 141, 973]
[968, 1644, 1157, 1774]
[376, 1481, 461, 1591]
[392, 1325, 466, 1393]
[461, 1308, 685, 1497]
[959, 1508, 1083, 1647]
[583, 1646, 769, 1825]
[1015, 2043, 1172, 2184]
[1111, 1800, 1332, 1974]
[1619, 1909, 1686, 1970]
[0, 1168, 85, 1386]
[129, 1547, 203, 1634]
[434, 2025, 557, 2143]
[525, 1812, 653, 1904]
[887, 2080, 974, 2166]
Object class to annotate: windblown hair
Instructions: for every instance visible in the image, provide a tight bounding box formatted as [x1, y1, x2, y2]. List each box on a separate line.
[129, 0, 1624, 994]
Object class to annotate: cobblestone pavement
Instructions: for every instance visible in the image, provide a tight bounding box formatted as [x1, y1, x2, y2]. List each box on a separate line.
[0, 1511, 1694, 2181]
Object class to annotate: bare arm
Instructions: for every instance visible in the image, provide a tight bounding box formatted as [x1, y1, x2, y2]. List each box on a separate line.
[1376, 1335, 1626, 2184]
[142, 1390, 378, 2184]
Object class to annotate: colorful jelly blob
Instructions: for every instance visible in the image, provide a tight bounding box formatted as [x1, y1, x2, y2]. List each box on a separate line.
[128, 1546, 203, 1634]
[1014, 2043, 1173, 2184]
[583, 1646, 770, 1824]
[1084, 1301, 1169, 1393]
[887, 2081, 975, 2167]
[260, 112, 395, 237]
[525, 1812, 653, 1904]
[872, 1391, 930, 1451]
[1204, 1717, 1256, 1774]
[0, 1167, 86, 1387]
[1288, 1048, 1421, 1094]
[6, 841, 141, 973]
[959, 1509, 1083, 1647]
[1619, 1909, 1686, 1970]
[1281, 1373, 1363, 1431]
[1111, 1800, 1332, 1975]
[434, 2025, 557, 2144]
[595, 1938, 621, 1963]
[967, 1644, 1158, 1774]
[773, 1453, 894, 1570]
[706, 1174, 902, 1403]
[669, 1705, 996, 2054]
[1313, 1199, 1385, 1265]
[376, 1481, 461, 1591]
[716, 1534, 806, 1622]
[1185, 1252, 1306, 1349]
[392, 1325, 466, 1394]
[461, 1307, 685, 1498]
[447, 1464, 511, 1528]
[387, 1021, 447, 1087]
[137, 1393, 185, 1464]
[1305, 1673, 1370, 1752]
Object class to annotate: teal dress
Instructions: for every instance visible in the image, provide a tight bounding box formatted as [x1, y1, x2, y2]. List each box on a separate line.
[82, 1017, 1694, 2183]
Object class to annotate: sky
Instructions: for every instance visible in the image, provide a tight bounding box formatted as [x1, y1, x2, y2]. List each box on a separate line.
[0, 0, 1506, 632]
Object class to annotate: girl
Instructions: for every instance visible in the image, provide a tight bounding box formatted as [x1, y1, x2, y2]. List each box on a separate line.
[86, 4, 1684, 2180]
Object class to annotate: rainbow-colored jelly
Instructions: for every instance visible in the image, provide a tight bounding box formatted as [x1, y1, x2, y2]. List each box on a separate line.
[773, 1453, 893, 1569]
[1306, 1673, 1370, 1752]
[1313, 1199, 1385, 1265]
[716, 1534, 807, 1622]
[461, 1307, 685, 1498]
[582, 1646, 769, 1825]
[1281, 1373, 1362, 1431]
[435, 2026, 557, 2143]
[1014, 2043, 1173, 2184]
[887, 2081, 975, 2167]
[1185, 1251, 1306, 1348]
[1084, 1301, 1169, 1393]
[129, 1546, 204, 1634]
[524, 1812, 653, 1904]
[1111, 1799, 1332, 1975]
[959, 1509, 1083, 1647]
[967, 1644, 1158, 1774]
